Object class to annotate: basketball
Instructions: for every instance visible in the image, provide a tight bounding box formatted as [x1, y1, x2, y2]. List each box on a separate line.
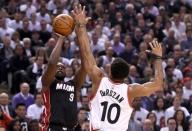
[52, 14, 75, 36]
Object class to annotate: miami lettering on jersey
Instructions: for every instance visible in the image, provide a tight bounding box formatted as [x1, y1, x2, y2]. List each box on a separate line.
[100, 89, 124, 103]
[56, 83, 74, 92]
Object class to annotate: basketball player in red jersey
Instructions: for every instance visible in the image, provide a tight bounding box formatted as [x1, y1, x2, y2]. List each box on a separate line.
[72, 4, 164, 131]
[39, 34, 86, 131]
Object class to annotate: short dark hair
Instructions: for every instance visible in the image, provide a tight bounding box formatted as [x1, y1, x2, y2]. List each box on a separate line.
[167, 117, 176, 124]
[111, 58, 129, 80]
[15, 103, 26, 109]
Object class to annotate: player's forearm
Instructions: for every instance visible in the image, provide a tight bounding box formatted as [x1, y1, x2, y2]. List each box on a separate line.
[153, 59, 163, 89]
[76, 26, 97, 73]
[49, 37, 64, 65]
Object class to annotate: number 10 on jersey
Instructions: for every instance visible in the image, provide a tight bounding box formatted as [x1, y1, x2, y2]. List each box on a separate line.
[101, 101, 121, 124]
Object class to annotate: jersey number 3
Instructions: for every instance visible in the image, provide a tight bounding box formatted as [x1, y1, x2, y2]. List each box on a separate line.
[101, 101, 120, 124]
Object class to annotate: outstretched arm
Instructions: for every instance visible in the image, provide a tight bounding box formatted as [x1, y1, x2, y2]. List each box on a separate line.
[72, 5, 103, 93]
[128, 40, 164, 102]
[41, 35, 65, 91]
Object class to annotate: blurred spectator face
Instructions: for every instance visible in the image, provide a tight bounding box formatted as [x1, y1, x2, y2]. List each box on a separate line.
[143, 119, 153, 131]
[157, 97, 164, 109]
[129, 65, 137, 77]
[167, 58, 175, 67]
[106, 46, 113, 57]
[173, 14, 180, 25]
[125, 42, 133, 51]
[78, 108, 87, 122]
[14, 13, 21, 22]
[95, 2, 103, 13]
[168, 29, 175, 38]
[92, 32, 99, 44]
[36, 56, 44, 66]
[22, 18, 29, 29]
[65, 66, 74, 78]
[138, 19, 145, 28]
[12, 31, 20, 42]
[183, 78, 192, 89]
[2, 36, 11, 48]
[143, 34, 152, 44]
[173, 96, 181, 108]
[175, 110, 184, 122]
[71, 59, 80, 72]
[132, 97, 141, 109]
[148, 113, 156, 124]
[31, 13, 37, 22]
[20, 83, 30, 95]
[167, 118, 176, 131]
[186, 29, 192, 38]
[136, 13, 144, 20]
[143, 67, 153, 77]
[139, 42, 147, 52]
[15, 105, 26, 118]
[175, 87, 183, 98]
[160, 116, 165, 128]
[81, 121, 89, 131]
[113, 33, 120, 44]
[35, 94, 43, 107]
[109, 2, 115, 11]
[104, 41, 111, 50]
[126, 3, 134, 14]
[15, 45, 24, 56]
[40, 20, 47, 30]
[13, 120, 21, 131]
[115, 12, 122, 21]
[82, 96, 89, 109]
[47, 38, 56, 47]
[134, 28, 142, 37]
[173, 45, 182, 58]
[23, 38, 31, 49]
[95, 25, 102, 35]
[0, 93, 9, 106]
[28, 120, 39, 131]
[40, 5, 47, 15]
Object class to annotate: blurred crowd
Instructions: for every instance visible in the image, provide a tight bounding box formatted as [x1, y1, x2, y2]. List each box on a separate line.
[0, 0, 192, 131]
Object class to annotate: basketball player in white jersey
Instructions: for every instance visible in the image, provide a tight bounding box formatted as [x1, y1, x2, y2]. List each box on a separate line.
[72, 4, 164, 131]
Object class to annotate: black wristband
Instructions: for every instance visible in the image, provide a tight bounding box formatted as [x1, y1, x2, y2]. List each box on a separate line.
[147, 52, 162, 60]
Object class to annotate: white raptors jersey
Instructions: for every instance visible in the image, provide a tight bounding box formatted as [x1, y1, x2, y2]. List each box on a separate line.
[90, 77, 133, 131]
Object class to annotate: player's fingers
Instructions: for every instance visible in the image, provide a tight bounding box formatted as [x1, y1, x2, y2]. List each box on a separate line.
[75, 5, 79, 14]
[78, 4, 82, 12]
[149, 42, 154, 49]
[82, 6, 85, 13]
[71, 10, 75, 16]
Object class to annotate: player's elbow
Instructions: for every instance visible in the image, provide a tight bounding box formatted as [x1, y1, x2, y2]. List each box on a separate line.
[154, 78, 163, 91]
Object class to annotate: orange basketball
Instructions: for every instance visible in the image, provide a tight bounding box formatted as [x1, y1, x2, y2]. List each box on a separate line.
[52, 14, 75, 36]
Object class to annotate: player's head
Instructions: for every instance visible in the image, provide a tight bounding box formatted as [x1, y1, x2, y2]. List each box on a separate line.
[110, 58, 129, 81]
[55, 62, 66, 81]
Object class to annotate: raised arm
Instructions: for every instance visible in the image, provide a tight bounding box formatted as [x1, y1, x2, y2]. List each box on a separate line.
[41, 35, 65, 91]
[71, 5, 103, 93]
[129, 40, 164, 102]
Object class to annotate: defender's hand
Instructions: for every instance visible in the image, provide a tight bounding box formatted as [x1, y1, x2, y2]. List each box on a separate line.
[148, 40, 162, 57]
[71, 4, 91, 26]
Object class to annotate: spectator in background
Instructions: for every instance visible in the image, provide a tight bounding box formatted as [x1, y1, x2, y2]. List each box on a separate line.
[152, 97, 166, 126]
[160, 117, 177, 131]
[146, 112, 160, 131]
[23, 37, 35, 58]
[142, 119, 154, 131]
[0, 106, 13, 129]
[132, 97, 149, 124]
[165, 96, 190, 123]
[12, 82, 34, 109]
[0, 15, 14, 38]
[8, 118, 22, 131]
[111, 33, 125, 55]
[0, 35, 13, 83]
[182, 77, 192, 100]
[128, 110, 142, 131]
[28, 119, 39, 131]
[10, 44, 30, 73]
[14, 103, 30, 131]
[0, 92, 14, 117]
[27, 92, 44, 120]
[173, 109, 188, 131]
